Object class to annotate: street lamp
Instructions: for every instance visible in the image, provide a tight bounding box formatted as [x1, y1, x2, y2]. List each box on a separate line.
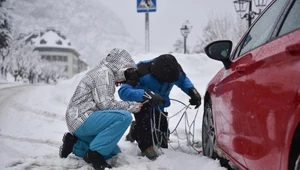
[233, 0, 268, 28]
[180, 20, 192, 54]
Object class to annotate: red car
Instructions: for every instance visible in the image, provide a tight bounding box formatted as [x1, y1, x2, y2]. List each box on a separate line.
[201, 0, 300, 170]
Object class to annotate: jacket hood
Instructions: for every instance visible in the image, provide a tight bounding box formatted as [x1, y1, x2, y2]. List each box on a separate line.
[150, 54, 180, 82]
[101, 48, 137, 82]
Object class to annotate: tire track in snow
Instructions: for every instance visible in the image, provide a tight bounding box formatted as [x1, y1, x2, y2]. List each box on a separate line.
[0, 133, 60, 147]
[0, 85, 31, 113]
[6, 155, 91, 170]
[0, 85, 65, 121]
[14, 103, 65, 122]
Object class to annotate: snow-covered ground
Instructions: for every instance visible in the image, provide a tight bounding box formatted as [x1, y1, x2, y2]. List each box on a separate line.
[0, 74, 26, 89]
[0, 53, 225, 170]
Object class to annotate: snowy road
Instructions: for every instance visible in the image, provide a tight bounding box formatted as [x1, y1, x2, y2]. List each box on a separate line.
[0, 85, 89, 170]
[0, 85, 29, 110]
[0, 70, 225, 170]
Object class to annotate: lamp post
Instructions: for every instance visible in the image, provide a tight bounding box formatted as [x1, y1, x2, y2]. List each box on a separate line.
[180, 20, 192, 54]
[233, 0, 268, 28]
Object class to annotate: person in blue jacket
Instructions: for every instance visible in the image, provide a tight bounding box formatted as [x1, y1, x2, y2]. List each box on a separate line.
[118, 54, 201, 160]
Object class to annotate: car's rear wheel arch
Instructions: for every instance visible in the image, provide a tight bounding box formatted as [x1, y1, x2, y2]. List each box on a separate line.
[203, 92, 235, 170]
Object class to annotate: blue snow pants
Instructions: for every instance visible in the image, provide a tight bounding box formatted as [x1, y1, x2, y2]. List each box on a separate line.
[72, 110, 132, 160]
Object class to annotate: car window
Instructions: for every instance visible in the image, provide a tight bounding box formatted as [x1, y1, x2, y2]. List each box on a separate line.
[233, 0, 287, 59]
[278, 0, 300, 36]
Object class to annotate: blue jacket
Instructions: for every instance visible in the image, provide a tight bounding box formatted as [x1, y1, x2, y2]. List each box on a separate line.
[118, 59, 194, 108]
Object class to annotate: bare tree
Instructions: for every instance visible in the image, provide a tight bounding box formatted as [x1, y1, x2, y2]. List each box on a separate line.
[172, 39, 184, 53]
[194, 12, 247, 53]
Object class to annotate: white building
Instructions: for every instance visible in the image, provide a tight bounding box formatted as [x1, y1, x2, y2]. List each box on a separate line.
[26, 28, 88, 79]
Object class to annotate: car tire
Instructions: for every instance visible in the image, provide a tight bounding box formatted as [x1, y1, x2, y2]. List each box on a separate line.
[295, 154, 300, 170]
[202, 98, 217, 159]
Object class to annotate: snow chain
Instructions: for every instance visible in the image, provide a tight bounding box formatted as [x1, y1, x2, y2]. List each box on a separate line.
[149, 98, 201, 155]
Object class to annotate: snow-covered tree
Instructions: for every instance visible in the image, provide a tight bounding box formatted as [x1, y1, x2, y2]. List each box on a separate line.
[38, 61, 65, 84]
[171, 39, 192, 54]
[0, 0, 12, 79]
[8, 37, 37, 80]
[26, 50, 41, 83]
[8, 36, 66, 84]
[172, 39, 184, 53]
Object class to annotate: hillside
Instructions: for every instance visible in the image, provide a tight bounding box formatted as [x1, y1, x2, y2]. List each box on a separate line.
[9, 0, 143, 67]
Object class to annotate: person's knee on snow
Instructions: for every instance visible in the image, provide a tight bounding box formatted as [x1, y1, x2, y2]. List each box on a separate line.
[59, 132, 78, 158]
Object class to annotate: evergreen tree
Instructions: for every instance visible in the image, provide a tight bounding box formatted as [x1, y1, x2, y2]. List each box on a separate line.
[0, 0, 11, 51]
[0, 0, 12, 78]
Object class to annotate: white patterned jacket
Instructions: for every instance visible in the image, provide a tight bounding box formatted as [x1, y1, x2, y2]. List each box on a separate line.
[65, 48, 140, 134]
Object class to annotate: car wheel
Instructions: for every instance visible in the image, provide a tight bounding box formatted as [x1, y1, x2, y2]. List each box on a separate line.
[202, 98, 217, 159]
[295, 154, 300, 170]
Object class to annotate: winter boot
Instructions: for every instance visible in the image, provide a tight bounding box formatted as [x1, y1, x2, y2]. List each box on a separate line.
[59, 132, 78, 158]
[83, 149, 112, 170]
[125, 121, 136, 142]
[141, 146, 159, 160]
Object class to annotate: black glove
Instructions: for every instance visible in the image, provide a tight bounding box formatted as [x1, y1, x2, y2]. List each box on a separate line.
[143, 90, 165, 108]
[188, 87, 201, 109]
[124, 70, 139, 87]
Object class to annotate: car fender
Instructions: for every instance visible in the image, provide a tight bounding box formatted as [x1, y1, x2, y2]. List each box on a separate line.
[280, 94, 300, 170]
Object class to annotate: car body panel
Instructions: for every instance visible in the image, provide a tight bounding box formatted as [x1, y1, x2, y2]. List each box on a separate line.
[240, 28, 300, 170]
[204, 0, 300, 169]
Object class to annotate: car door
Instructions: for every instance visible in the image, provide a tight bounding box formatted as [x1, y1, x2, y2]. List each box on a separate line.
[211, 40, 259, 167]
[237, 0, 300, 169]
[212, 51, 252, 167]
[214, 0, 289, 168]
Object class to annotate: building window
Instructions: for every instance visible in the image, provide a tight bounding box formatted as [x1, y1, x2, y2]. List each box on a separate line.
[41, 55, 46, 60]
[46, 55, 51, 61]
[56, 40, 62, 45]
[64, 56, 68, 62]
[58, 56, 63, 61]
[40, 39, 47, 44]
[53, 55, 57, 61]
[65, 66, 68, 71]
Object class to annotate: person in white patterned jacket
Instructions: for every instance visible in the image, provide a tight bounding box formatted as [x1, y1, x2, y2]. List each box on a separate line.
[59, 48, 143, 170]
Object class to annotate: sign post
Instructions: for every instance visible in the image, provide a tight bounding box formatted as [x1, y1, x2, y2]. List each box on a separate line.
[137, 0, 157, 53]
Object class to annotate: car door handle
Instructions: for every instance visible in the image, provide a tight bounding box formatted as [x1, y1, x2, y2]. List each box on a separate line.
[286, 43, 300, 56]
[235, 64, 248, 74]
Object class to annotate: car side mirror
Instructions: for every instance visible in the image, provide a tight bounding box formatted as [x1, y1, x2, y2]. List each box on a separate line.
[204, 40, 233, 69]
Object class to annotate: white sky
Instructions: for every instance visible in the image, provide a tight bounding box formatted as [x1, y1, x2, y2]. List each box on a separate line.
[0, 53, 225, 170]
[99, 0, 237, 53]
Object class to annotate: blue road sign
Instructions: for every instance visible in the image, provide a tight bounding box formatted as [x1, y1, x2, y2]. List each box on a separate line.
[137, 0, 157, 13]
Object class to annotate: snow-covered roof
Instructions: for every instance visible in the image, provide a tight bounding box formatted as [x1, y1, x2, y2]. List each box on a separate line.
[23, 28, 80, 56]
[29, 28, 73, 49]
